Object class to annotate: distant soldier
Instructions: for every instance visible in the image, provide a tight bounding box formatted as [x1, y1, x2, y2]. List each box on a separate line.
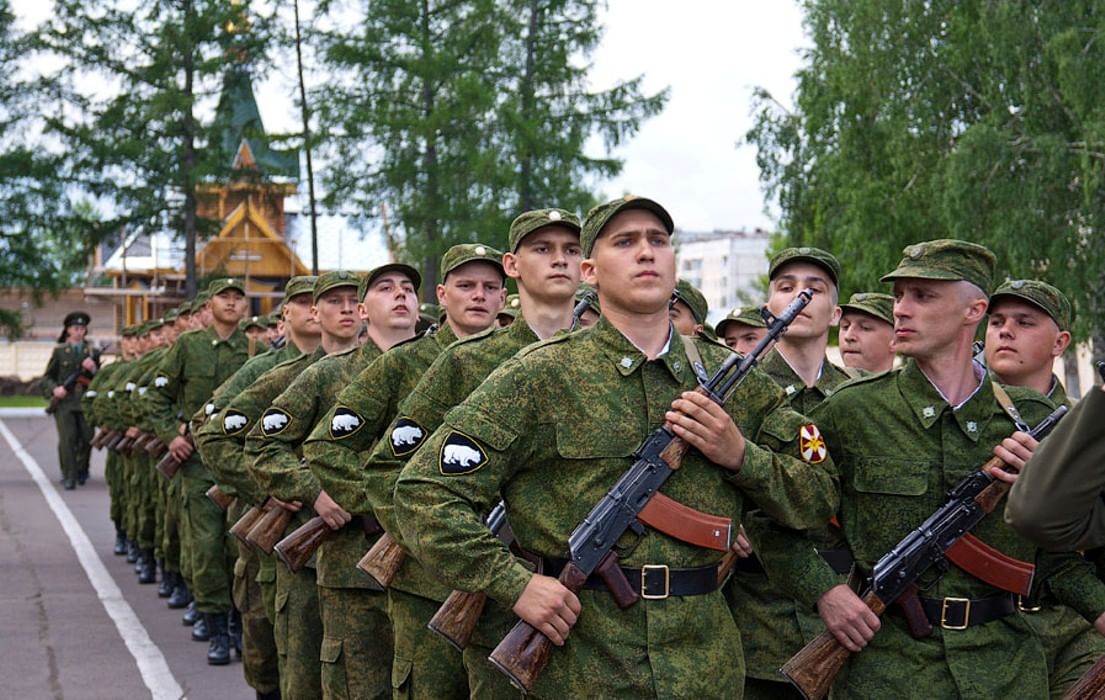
[838, 292, 896, 374]
[716, 306, 769, 355]
[43, 311, 99, 489]
[670, 278, 708, 337]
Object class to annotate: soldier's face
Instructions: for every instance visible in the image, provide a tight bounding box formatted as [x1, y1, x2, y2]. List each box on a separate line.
[314, 287, 361, 341]
[768, 262, 840, 340]
[436, 262, 506, 336]
[66, 324, 87, 343]
[891, 279, 986, 360]
[361, 272, 418, 332]
[504, 227, 582, 302]
[723, 324, 769, 355]
[284, 293, 319, 337]
[839, 311, 895, 373]
[985, 298, 1070, 381]
[582, 210, 675, 316]
[668, 300, 701, 336]
[210, 290, 247, 325]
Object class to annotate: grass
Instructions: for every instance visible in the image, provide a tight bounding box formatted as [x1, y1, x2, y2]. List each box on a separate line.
[0, 396, 48, 408]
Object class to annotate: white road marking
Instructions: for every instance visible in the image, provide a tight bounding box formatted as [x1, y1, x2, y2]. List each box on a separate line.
[0, 420, 185, 700]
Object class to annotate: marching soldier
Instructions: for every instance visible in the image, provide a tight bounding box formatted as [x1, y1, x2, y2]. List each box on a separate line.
[43, 310, 99, 489]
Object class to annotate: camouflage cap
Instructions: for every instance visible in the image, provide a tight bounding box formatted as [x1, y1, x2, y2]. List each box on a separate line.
[135, 321, 152, 336]
[990, 279, 1073, 331]
[769, 246, 841, 286]
[508, 208, 582, 252]
[284, 275, 318, 301]
[715, 305, 768, 337]
[262, 313, 281, 328]
[365, 262, 422, 293]
[580, 195, 674, 257]
[498, 294, 522, 319]
[177, 300, 192, 315]
[192, 291, 211, 307]
[147, 318, 165, 332]
[418, 302, 443, 324]
[440, 243, 505, 281]
[207, 277, 246, 296]
[672, 279, 709, 324]
[575, 283, 600, 315]
[120, 325, 138, 338]
[313, 270, 362, 302]
[880, 239, 996, 295]
[162, 308, 180, 324]
[239, 315, 267, 332]
[840, 292, 894, 326]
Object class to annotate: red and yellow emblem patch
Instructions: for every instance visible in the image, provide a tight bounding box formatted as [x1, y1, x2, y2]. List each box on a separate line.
[799, 424, 827, 464]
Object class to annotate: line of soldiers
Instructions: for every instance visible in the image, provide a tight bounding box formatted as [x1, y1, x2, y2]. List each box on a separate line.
[72, 194, 1103, 699]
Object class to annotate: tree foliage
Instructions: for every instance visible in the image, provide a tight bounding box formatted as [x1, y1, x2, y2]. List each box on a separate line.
[749, 0, 1105, 355]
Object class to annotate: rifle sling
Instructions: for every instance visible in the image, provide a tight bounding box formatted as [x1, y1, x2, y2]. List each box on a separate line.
[944, 533, 1035, 597]
[637, 493, 732, 552]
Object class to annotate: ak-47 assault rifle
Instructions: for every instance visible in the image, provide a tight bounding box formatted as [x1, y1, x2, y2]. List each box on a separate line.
[46, 347, 102, 415]
[156, 425, 193, 479]
[274, 514, 383, 573]
[91, 427, 119, 449]
[206, 484, 236, 512]
[242, 500, 296, 555]
[487, 289, 815, 694]
[780, 404, 1069, 700]
[355, 289, 600, 589]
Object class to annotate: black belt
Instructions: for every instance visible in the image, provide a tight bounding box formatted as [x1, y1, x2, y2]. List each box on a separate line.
[916, 593, 1017, 631]
[733, 548, 853, 576]
[352, 514, 382, 538]
[541, 557, 719, 600]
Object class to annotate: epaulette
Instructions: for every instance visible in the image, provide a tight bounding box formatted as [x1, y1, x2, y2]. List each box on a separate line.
[515, 332, 571, 358]
[448, 325, 502, 349]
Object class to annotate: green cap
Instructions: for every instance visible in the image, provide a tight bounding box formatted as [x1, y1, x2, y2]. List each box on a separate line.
[162, 308, 180, 323]
[192, 291, 211, 308]
[177, 301, 192, 315]
[499, 294, 522, 319]
[580, 195, 674, 257]
[508, 208, 582, 252]
[840, 292, 894, 326]
[418, 302, 443, 323]
[365, 263, 421, 293]
[284, 275, 318, 301]
[440, 243, 505, 281]
[262, 313, 281, 328]
[672, 279, 709, 324]
[715, 305, 768, 337]
[769, 246, 841, 286]
[313, 270, 362, 302]
[880, 239, 996, 295]
[134, 321, 151, 336]
[240, 315, 267, 332]
[991, 279, 1073, 331]
[147, 318, 165, 332]
[120, 325, 137, 338]
[575, 283, 600, 315]
[207, 277, 246, 296]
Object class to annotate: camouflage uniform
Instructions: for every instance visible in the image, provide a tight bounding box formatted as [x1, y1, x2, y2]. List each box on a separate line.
[393, 316, 839, 698]
[82, 358, 128, 534]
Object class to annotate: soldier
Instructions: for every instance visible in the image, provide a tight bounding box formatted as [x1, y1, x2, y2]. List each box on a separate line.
[246, 263, 420, 700]
[767, 240, 1100, 698]
[984, 280, 1073, 400]
[670, 278, 708, 337]
[730, 247, 851, 700]
[146, 278, 250, 665]
[241, 315, 272, 356]
[497, 294, 521, 327]
[369, 208, 582, 698]
[838, 292, 896, 374]
[43, 310, 100, 489]
[393, 195, 839, 697]
[716, 306, 769, 355]
[573, 283, 601, 329]
[303, 243, 506, 700]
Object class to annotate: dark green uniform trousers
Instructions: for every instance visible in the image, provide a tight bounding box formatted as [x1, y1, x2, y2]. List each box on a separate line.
[319, 586, 392, 700]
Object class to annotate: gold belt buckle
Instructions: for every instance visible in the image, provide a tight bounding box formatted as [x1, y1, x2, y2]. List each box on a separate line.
[940, 597, 971, 630]
[640, 564, 670, 600]
[1018, 595, 1042, 613]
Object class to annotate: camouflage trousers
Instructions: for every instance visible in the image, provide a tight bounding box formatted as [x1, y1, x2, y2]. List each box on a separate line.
[105, 450, 123, 527]
[53, 408, 92, 484]
[258, 555, 277, 621]
[387, 588, 467, 700]
[180, 459, 233, 612]
[121, 454, 137, 539]
[318, 586, 392, 700]
[1024, 603, 1105, 699]
[275, 563, 323, 700]
[133, 454, 157, 550]
[463, 596, 523, 700]
[233, 529, 279, 696]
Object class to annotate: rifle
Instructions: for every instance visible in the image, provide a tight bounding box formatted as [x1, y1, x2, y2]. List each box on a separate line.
[156, 427, 193, 479]
[487, 289, 815, 694]
[206, 484, 236, 512]
[91, 427, 115, 449]
[245, 501, 296, 555]
[106, 431, 128, 452]
[230, 503, 268, 547]
[780, 405, 1069, 700]
[46, 347, 102, 415]
[428, 501, 509, 651]
[146, 437, 168, 458]
[1064, 653, 1105, 700]
[569, 289, 597, 332]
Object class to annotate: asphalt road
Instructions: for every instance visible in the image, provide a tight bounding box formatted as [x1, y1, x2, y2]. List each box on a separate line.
[0, 414, 254, 700]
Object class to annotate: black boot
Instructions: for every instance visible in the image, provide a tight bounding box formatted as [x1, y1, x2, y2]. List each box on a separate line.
[78, 469, 89, 485]
[191, 612, 210, 642]
[126, 540, 139, 563]
[113, 528, 127, 556]
[133, 548, 146, 574]
[256, 690, 281, 700]
[138, 551, 156, 584]
[228, 607, 243, 659]
[206, 612, 231, 665]
[63, 479, 76, 490]
[158, 566, 174, 597]
[181, 599, 200, 625]
[168, 581, 192, 609]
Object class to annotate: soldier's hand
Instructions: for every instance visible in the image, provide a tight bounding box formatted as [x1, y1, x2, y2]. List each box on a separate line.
[125, 426, 141, 438]
[817, 584, 880, 652]
[732, 525, 753, 558]
[1095, 611, 1105, 637]
[81, 357, 97, 373]
[168, 435, 194, 462]
[989, 431, 1039, 483]
[665, 391, 746, 470]
[52, 386, 67, 399]
[314, 490, 351, 530]
[513, 573, 581, 647]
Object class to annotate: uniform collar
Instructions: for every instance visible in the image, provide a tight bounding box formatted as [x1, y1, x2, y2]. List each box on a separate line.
[205, 325, 247, 349]
[434, 321, 459, 349]
[1047, 375, 1069, 407]
[592, 316, 687, 382]
[510, 314, 540, 344]
[897, 358, 996, 442]
[761, 347, 849, 399]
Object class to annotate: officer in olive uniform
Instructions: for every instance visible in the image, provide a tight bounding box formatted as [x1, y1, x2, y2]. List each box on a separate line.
[838, 293, 896, 374]
[394, 196, 839, 698]
[43, 311, 99, 489]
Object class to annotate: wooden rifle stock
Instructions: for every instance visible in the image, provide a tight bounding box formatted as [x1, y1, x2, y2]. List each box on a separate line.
[428, 589, 488, 652]
[107, 432, 128, 452]
[245, 504, 295, 555]
[205, 485, 236, 513]
[356, 532, 405, 587]
[274, 516, 336, 573]
[1064, 654, 1105, 699]
[91, 427, 111, 449]
[156, 433, 194, 479]
[146, 437, 167, 457]
[230, 504, 267, 547]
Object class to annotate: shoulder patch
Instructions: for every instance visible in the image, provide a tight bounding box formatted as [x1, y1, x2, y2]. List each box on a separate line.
[799, 424, 828, 464]
[154, 375, 169, 388]
[439, 431, 488, 475]
[329, 407, 365, 439]
[222, 409, 249, 436]
[390, 418, 427, 457]
[260, 408, 291, 436]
